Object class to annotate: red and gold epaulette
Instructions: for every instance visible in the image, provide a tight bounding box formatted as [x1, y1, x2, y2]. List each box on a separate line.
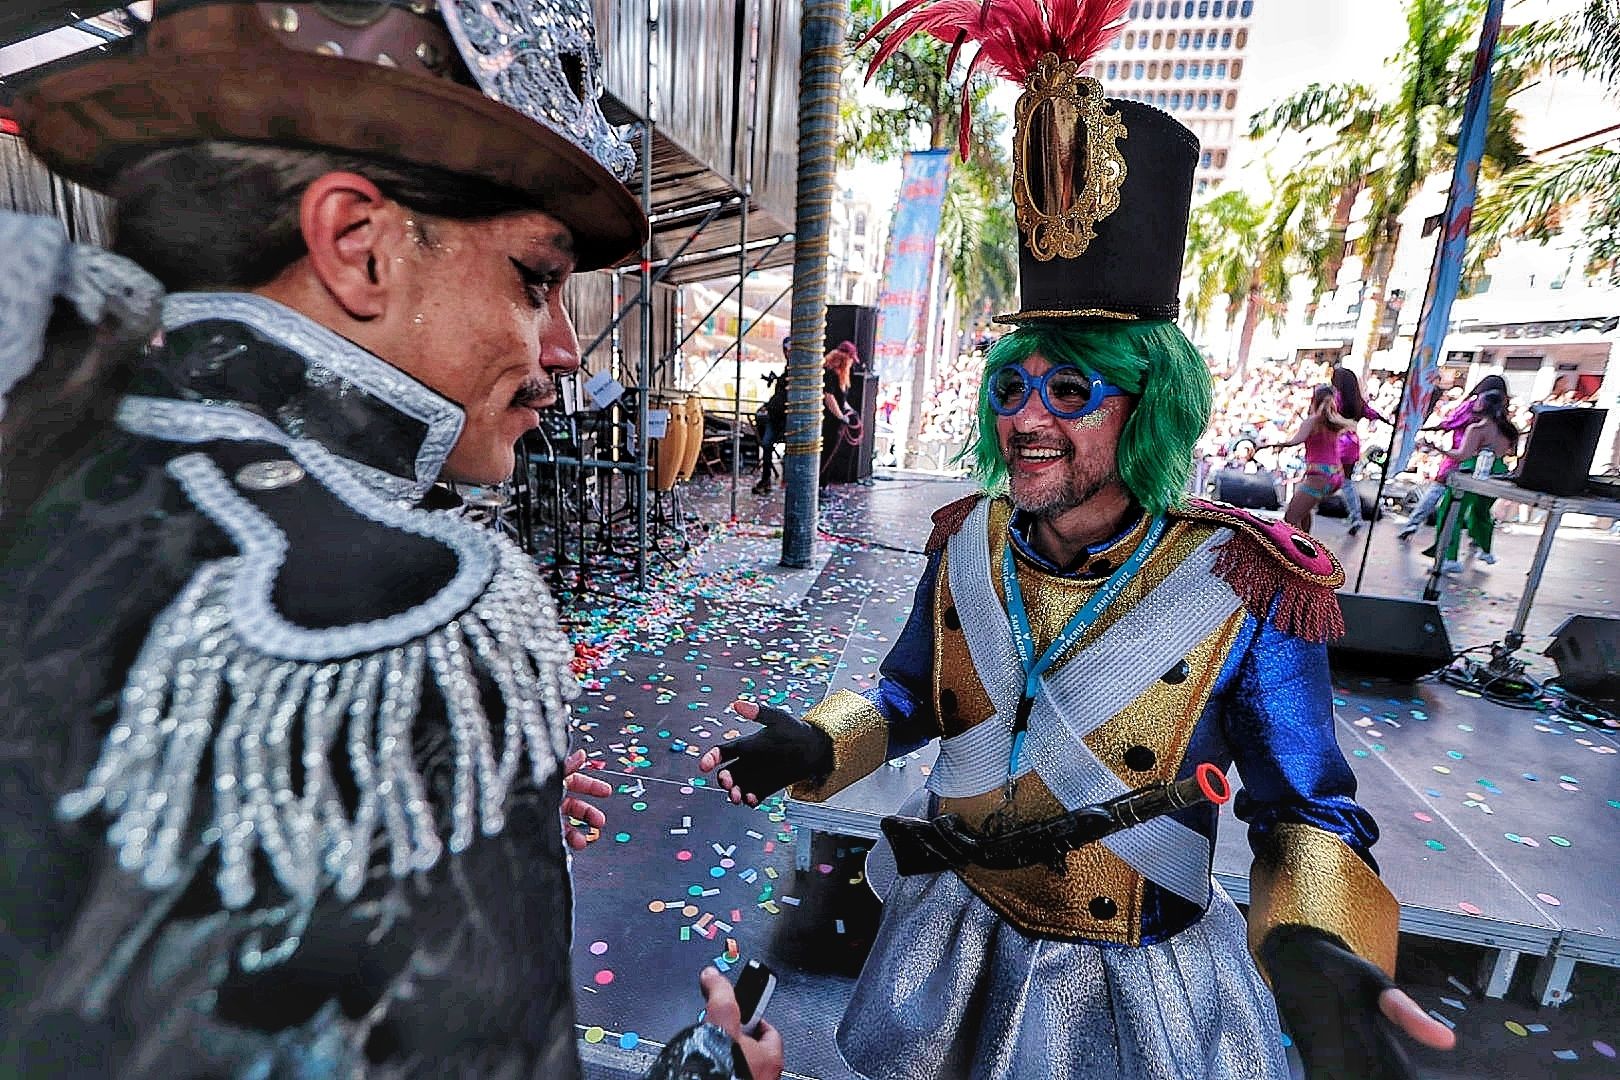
[925, 494, 984, 554]
[1172, 498, 1345, 643]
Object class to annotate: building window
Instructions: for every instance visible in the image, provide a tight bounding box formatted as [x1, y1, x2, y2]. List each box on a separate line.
[1134, 61, 1145, 78]
[1159, 92, 1170, 106]
[1197, 178, 1210, 193]
[1139, 31, 1149, 46]
[1231, 58, 1243, 78]
[1197, 90, 1209, 109]
[1174, 60, 1186, 77]
[1179, 30, 1190, 46]
[1202, 60, 1213, 76]
[1130, 2, 1140, 17]
[1170, 90, 1182, 108]
[1152, 30, 1163, 47]
[1124, 33, 1133, 48]
[1107, 62, 1119, 79]
[1241, 0, 1253, 14]
[1198, 1, 1209, 15]
[1217, 60, 1228, 77]
[1158, 1, 1168, 15]
[1171, 0, 1181, 14]
[1236, 28, 1248, 47]
[1221, 30, 1233, 47]
[1226, 90, 1238, 109]
[1214, 149, 1227, 167]
[1147, 61, 1158, 78]
[1192, 30, 1204, 47]
[1201, 150, 1213, 168]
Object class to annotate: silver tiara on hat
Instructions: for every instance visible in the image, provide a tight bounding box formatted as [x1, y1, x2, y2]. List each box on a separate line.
[441, 0, 637, 182]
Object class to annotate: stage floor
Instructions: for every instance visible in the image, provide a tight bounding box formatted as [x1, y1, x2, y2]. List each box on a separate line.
[562, 472, 1620, 1079]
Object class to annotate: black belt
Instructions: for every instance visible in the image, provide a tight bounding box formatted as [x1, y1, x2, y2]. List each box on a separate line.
[879, 764, 1231, 877]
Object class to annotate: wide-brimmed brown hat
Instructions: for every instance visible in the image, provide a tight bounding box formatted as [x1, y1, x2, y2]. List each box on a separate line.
[15, 1, 647, 271]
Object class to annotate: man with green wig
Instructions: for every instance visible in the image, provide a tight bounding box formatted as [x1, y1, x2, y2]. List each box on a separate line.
[699, 4, 1454, 1076]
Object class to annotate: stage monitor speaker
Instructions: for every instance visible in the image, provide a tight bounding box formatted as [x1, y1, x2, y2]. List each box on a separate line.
[826, 304, 879, 369]
[1544, 615, 1620, 699]
[1514, 406, 1607, 496]
[1211, 468, 1280, 511]
[1329, 594, 1453, 680]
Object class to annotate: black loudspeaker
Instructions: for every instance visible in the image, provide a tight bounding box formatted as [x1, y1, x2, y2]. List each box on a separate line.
[1211, 468, 1280, 511]
[826, 304, 879, 368]
[1514, 406, 1608, 496]
[824, 373, 879, 483]
[1317, 479, 1382, 520]
[1544, 615, 1620, 700]
[1328, 594, 1453, 680]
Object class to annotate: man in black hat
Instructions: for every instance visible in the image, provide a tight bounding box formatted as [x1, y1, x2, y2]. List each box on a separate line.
[0, 3, 779, 1077]
[699, 3, 1453, 1078]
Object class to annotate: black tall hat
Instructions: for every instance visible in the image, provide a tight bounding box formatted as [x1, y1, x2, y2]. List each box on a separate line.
[861, 0, 1199, 324]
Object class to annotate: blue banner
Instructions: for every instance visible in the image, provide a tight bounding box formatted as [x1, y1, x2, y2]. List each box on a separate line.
[1388, 0, 1503, 477]
[872, 149, 952, 382]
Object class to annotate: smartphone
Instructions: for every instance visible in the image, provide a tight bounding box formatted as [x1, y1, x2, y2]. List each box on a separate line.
[733, 959, 776, 1037]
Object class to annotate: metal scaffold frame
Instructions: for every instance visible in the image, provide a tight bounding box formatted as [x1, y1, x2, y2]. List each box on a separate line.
[520, 0, 794, 595]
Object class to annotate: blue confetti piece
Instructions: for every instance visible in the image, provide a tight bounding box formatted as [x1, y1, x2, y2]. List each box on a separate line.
[1279, 1033, 1293, 1048]
[709, 866, 726, 878]
[1553, 1049, 1578, 1061]
[619, 1032, 640, 1050]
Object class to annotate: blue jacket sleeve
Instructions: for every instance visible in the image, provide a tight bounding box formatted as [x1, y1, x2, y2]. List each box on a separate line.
[1220, 614, 1381, 872]
[860, 550, 943, 760]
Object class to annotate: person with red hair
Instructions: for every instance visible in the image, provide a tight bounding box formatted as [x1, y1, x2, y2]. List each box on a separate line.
[821, 340, 861, 480]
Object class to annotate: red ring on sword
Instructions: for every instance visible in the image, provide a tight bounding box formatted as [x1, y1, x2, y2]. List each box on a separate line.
[1195, 762, 1232, 805]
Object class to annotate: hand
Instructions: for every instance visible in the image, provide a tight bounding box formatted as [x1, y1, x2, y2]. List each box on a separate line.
[698, 700, 833, 807]
[561, 748, 610, 850]
[699, 965, 784, 1080]
[1263, 925, 1454, 1079]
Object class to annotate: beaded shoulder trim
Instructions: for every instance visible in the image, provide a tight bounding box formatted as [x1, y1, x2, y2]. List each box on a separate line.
[58, 398, 578, 910]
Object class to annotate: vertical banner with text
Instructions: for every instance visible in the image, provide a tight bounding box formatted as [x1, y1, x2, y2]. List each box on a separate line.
[1388, 0, 1503, 477]
[872, 149, 952, 381]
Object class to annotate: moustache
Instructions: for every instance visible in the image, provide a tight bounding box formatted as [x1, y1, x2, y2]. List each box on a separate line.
[512, 376, 556, 408]
[1006, 433, 1071, 452]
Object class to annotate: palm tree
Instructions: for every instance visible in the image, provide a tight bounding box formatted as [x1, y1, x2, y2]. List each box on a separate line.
[1470, 1, 1620, 281]
[1182, 170, 1342, 379]
[1249, 0, 1532, 369]
[841, 0, 1017, 464]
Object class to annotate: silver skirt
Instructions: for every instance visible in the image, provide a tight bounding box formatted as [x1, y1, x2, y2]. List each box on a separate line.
[836, 869, 1288, 1080]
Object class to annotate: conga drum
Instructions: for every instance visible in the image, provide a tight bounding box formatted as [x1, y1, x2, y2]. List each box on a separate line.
[651, 394, 687, 492]
[676, 396, 705, 481]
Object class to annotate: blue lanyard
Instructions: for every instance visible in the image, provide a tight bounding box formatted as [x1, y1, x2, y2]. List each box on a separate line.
[1001, 515, 1166, 774]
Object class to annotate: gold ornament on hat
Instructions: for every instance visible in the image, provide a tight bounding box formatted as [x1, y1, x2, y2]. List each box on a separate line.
[1013, 60, 1127, 262]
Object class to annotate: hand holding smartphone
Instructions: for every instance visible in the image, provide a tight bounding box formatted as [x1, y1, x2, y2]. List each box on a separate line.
[733, 960, 776, 1037]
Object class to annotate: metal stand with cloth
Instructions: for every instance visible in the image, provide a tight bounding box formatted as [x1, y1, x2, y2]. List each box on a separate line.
[1425, 473, 1620, 680]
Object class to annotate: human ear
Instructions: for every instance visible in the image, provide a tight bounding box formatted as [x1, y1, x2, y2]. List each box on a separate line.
[298, 171, 398, 321]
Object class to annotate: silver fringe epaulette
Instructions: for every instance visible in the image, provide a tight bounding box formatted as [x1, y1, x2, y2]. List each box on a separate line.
[59, 397, 578, 910]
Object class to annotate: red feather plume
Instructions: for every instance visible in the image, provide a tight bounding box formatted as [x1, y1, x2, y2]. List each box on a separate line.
[859, 0, 1133, 158]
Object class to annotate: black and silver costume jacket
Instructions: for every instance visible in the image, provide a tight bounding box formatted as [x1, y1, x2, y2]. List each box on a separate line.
[0, 293, 631, 1078]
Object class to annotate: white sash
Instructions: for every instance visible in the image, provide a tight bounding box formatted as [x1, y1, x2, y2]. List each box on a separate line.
[928, 499, 1242, 906]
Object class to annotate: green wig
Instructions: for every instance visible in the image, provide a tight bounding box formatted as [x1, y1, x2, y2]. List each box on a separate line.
[968, 321, 1212, 517]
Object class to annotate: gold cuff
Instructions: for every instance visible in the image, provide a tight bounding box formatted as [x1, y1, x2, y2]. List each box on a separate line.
[1247, 822, 1400, 980]
[789, 690, 889, 803]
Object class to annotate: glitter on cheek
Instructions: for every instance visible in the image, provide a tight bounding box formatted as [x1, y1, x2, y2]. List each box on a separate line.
[1064, 409, 1109, 431]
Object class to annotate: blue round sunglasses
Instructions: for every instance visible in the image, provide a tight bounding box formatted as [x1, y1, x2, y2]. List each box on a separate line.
[987, 364, 1125, 420]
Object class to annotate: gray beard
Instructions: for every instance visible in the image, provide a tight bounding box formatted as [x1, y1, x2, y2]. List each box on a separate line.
[1011, 469, 1121, 518]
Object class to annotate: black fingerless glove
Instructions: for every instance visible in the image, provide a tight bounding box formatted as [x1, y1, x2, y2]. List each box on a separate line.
[1261, 924, 1414, 1080]
[714, 705, 834, 802]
